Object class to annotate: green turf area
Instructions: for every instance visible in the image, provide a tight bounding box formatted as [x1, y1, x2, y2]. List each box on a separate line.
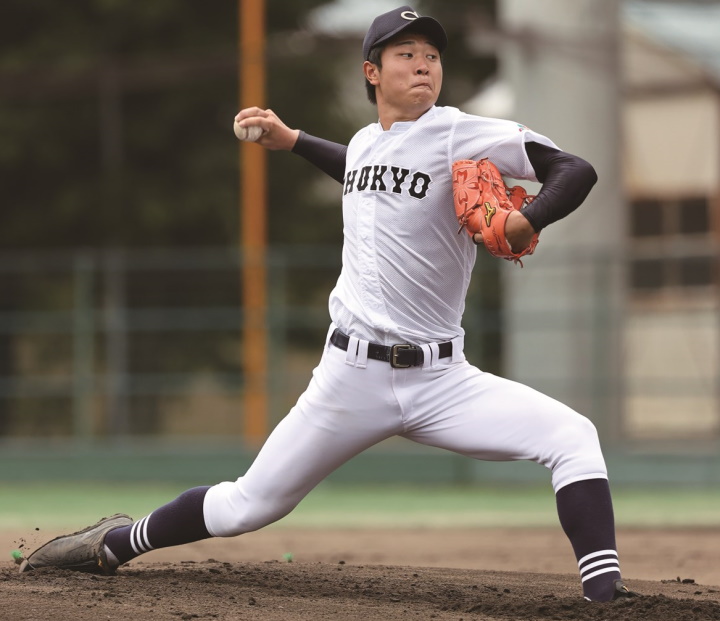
[1, 482, 720, 531]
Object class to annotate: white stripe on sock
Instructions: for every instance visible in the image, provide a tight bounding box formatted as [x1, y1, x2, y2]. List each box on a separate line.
[577, 549, 618, 568]
[582, 565, 621, 583]
[129, 520, 142, 555]
[129, 522, 141, 555]
[140, 512, 153, 551]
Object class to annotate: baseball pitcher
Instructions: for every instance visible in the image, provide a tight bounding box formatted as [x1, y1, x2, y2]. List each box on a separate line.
[20, 5, 636, 602]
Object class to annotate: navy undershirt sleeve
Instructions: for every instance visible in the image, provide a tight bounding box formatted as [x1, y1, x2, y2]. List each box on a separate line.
[521, 141, 598, 232]
[291, 131, 348, 184]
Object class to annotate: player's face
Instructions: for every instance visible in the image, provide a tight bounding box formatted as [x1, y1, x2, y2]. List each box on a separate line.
[367, 33, 443, 121]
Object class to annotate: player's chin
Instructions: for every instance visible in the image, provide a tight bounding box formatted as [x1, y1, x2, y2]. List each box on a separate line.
[409, 90, 438, 108]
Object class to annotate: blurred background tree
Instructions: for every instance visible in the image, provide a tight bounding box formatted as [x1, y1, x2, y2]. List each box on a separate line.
[0, 0, 497, 249]
[0, 0, 343, 249]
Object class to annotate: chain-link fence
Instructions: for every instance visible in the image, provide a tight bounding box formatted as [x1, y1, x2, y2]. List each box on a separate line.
[0, 246, 718, 453]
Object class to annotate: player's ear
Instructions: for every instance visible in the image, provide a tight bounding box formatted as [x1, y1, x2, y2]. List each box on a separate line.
[363, 61, 380, 85]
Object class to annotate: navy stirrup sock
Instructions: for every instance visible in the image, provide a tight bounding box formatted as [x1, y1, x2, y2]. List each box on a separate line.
[104, 486, 212, 566]
[555, 478, 622, 601]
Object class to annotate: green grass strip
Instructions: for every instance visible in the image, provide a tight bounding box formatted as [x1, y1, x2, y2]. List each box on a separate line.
[1, 482, 719, 531]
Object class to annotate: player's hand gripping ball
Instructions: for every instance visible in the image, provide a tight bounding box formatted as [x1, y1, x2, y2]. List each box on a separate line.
[233, 120, 265, 142]
[452, 158, 539, 265]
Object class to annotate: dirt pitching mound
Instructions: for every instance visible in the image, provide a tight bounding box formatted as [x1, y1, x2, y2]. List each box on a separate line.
[3, 559, 720, 621]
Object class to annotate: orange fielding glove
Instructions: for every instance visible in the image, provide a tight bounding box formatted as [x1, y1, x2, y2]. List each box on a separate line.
[452, 158, 540, 265]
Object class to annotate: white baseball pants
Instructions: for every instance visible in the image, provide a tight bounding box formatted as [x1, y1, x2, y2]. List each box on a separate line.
[204, 327, 607, 537]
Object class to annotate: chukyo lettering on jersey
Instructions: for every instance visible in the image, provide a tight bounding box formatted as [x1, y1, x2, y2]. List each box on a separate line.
[343, 165, 432, 199]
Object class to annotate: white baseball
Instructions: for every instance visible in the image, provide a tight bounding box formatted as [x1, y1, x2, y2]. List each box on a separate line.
[234, 121, 264, 142]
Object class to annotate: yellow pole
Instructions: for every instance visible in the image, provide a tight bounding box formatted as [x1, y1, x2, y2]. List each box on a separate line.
[239, 0, 267, 445]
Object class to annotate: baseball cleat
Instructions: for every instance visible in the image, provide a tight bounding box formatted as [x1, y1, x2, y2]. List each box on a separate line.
[583, 579, 639, 602]
[612, 579, 639, 600]
[19, 513, 132, 575]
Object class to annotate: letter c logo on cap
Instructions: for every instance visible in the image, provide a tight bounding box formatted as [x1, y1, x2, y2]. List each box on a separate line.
[401, 11, 419, 21]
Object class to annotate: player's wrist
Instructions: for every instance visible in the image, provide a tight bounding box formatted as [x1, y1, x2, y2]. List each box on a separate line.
[505, 211, 535, 252]
[285, 128, 301, 151]
[519, 208, 541, 233]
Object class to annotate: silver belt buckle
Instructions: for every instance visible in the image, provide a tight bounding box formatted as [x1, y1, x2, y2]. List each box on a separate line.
[391, 344, 413, 368]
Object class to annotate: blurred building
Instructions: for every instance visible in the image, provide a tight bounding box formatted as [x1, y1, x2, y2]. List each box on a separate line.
[622, 0, 720, 441]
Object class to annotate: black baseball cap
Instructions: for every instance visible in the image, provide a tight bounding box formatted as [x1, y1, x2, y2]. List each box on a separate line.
[362, 5, 448, 60]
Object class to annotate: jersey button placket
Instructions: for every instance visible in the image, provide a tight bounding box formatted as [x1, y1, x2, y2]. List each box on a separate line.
[357, 195, 388, 329]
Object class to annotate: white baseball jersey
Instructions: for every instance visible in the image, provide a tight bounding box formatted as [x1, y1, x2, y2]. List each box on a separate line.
[328, 105, 557, 346]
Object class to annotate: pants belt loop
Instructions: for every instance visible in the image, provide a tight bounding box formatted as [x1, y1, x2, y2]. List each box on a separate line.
[428, 342, 440, 368]
[345, 336, 360, 366]
[356, 339, 369, 369]
[419, 343, 432, 369]
[451, 335, 465, 363]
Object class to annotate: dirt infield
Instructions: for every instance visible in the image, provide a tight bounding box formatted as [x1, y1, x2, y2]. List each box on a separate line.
[4, 527, 720, 620]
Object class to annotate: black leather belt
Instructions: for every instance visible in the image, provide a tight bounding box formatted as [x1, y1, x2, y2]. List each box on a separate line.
[330, 329, 452, 369]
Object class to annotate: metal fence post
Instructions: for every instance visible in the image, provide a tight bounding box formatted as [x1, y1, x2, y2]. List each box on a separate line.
[72, 252, 96, 441]
[104, 250, 129, 436]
